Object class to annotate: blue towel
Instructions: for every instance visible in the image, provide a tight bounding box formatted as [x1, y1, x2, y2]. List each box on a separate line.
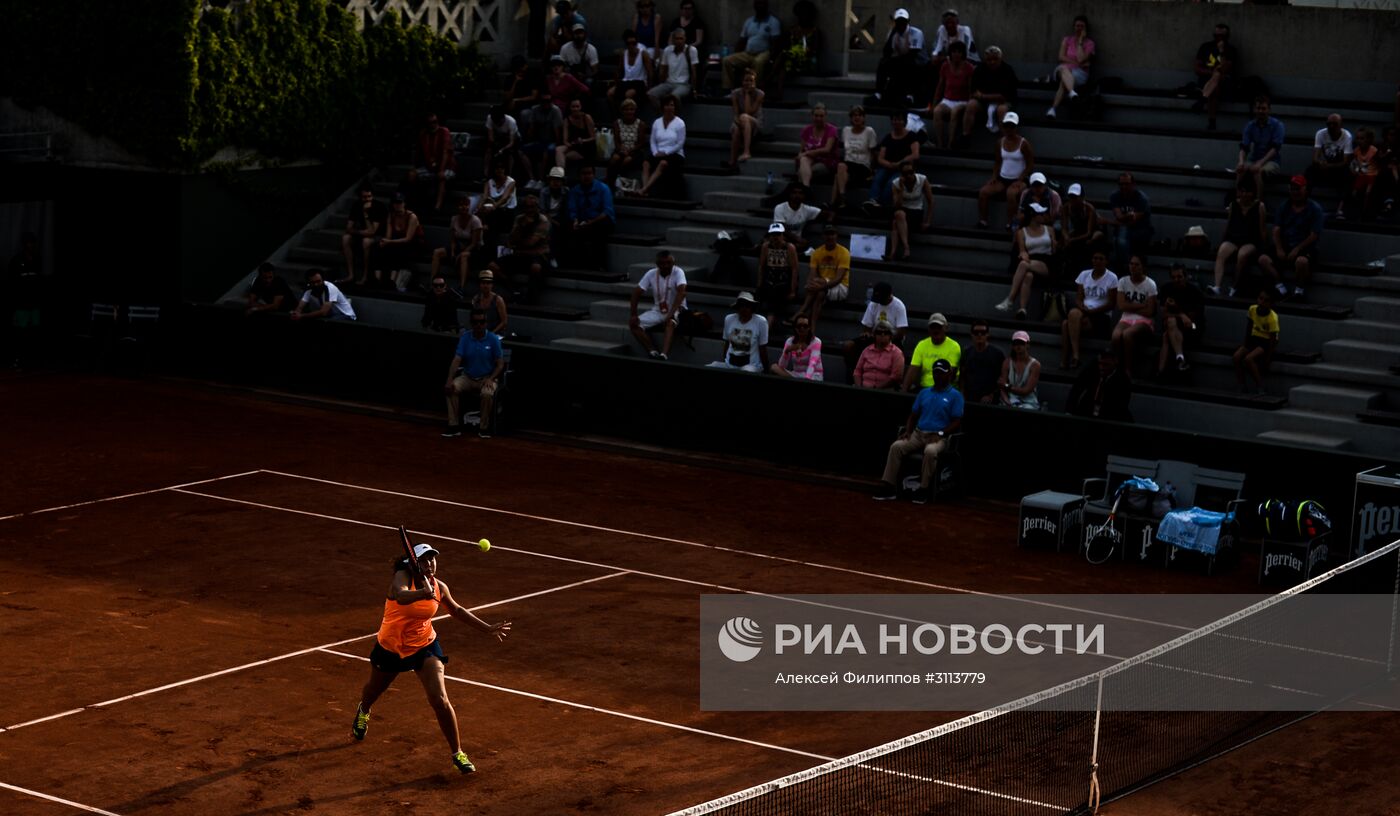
[1157, 507, 1233, 554]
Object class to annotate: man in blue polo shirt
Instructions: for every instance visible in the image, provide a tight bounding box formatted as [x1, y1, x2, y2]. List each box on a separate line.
[564, 164, 615, 270]
[875, 358, 963, 504]
[1236, 95, 1284, 195]
[443, 309, 505, 438]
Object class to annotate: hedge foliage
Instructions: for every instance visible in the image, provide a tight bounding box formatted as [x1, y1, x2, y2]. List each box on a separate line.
[1, 0, 489, 167]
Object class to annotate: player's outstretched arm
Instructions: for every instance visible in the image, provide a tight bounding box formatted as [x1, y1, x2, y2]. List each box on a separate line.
[438, 581, 512, 641]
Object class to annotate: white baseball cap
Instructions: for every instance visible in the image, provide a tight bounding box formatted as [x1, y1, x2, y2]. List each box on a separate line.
[1067, 183, 1083, 197]
[548, 166, 566, 178]
[1028, 171, 1047, 185]
[1002, 111, 1019, 125]
[768, 222, 786, 234]
[1028, 201, 1049, 214]
[412, 543, 440, 559]
[892, 8, 910, 20]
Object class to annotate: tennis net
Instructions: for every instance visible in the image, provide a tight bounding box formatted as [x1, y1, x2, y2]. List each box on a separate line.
[670, 539, 1400, 816]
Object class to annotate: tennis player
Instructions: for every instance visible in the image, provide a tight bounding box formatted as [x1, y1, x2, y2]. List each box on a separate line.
[351, 542, 511, 774]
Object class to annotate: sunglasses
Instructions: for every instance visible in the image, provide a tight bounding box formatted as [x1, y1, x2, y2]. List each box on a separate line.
[874, 329, 892, 335]
[795, 323, 811, 329]
[471, 318, 487, 324]
[970, 329, 989, 335]
[432, 282, 447, 288]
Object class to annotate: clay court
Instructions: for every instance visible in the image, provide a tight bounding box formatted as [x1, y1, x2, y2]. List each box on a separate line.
[1, 372, 1396, 815]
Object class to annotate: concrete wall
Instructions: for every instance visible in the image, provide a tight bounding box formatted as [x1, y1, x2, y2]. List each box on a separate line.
[495, 0, 1399, 94]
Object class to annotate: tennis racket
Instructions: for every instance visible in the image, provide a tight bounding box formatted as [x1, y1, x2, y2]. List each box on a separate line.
[398, 525, 426, 590]
[1084, 494, 1124, 565]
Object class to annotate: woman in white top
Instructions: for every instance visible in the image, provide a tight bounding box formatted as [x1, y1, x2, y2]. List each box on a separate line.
[727, 69, 764, 166]
[1060, 246, 1119, 369]
[638, 94, 686, 198]
[999, 330, 1041, 409]
[977, 112, 1035, 228]
[608, 98, 650, 183]
[608, 29, 655, 113]
[886, 161, 933, 261]
[995, 202, 1057, 319]
[1111, 253, 1157, 374]
[831, 105, 877, 209]
[432, 197, 485, 290]
[476, 161, 518, 240]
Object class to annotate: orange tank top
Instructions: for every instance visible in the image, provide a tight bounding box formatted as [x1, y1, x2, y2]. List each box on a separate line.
[377, 583, 440, 657]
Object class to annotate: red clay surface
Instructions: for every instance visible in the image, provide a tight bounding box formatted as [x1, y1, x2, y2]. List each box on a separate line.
[0, 372, 1395, 815]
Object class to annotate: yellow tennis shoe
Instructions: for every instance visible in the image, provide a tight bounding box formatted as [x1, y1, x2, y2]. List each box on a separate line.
[351, 704, 370, 741]
[451, 751, 476, 774]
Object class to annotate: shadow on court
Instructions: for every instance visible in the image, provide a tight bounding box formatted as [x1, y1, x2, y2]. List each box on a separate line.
[229, 772, 462, 816]
[108, 742, 358, 812]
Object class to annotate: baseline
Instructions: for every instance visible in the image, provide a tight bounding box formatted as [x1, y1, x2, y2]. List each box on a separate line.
[0, 470, 263, 522]
[0, 781, 124, 816]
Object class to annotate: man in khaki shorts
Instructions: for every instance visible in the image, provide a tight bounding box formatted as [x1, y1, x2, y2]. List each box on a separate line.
[443, 309, 505, 439]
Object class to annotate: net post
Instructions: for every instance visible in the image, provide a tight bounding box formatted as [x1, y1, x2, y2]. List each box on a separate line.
[1087, 674, 1104, 815]
[1389, 537, 1399, 675]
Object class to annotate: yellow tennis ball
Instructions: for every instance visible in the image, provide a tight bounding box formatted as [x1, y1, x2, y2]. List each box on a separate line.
[479, 538, 491, 552]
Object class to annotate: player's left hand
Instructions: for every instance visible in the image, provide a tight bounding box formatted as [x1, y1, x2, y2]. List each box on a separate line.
[486, 620, 512, 641]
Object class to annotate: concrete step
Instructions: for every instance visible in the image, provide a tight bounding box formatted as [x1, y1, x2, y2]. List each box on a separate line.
[588, 299, 635, 322]
[1255, 429, 1354, 451]
[1322, 339, 1400, 369]
[1287, 384, 1383, 413]
[566, 318, 633, 344]
[1332, 319, 1400, 346]
[702, 191, 767, 211]
[549, 337, 628, 354]
[1353, 297, 1400, 324]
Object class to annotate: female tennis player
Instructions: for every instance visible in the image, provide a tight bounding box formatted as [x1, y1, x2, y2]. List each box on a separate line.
[351, 542, 511, 774]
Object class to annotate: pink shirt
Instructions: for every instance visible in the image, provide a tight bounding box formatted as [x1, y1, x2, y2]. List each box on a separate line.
[800, 123, 839, 168]
[1060, 35, 1095, 69]
[778, 336, 824, 380]
[939, 60, 974, 102]
[854, 343, 905, 388]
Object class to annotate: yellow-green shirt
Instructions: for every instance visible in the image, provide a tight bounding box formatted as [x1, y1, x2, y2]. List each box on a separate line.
[1248, 305, 1280, 339]
[910, 336, 962, 388]
[810, 244, 851, 287]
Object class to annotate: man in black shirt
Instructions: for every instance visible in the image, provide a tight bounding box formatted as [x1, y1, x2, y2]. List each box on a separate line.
[968, 46, 1018, 135]
[959, 318, 1005, 403]
[1158, 263, 1205, 375]
[422, 274, 464, 334]
[863, 112, 920, 212]
[1191, 23, 1237, 130]
[246, 262, 294, 315]
[1067, 350, 1132, 421]
[341, 185, 387, 285]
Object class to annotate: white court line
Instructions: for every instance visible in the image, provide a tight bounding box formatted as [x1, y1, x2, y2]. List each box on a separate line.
[0, 571, 629, 733]
[256, 469, 1198, 632]
[318, 648, 831, 762]
[0, 470, 263, 522]
[0, 781, 124, 816]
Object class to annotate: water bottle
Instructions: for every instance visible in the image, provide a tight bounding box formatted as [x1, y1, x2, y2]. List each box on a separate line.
[765, 171, 774, 194]
[721, 44, 730, 58]
[865, 285, 874, 304]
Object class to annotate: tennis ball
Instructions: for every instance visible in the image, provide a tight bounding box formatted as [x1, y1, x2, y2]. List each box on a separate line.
[479, 538, 491, 552]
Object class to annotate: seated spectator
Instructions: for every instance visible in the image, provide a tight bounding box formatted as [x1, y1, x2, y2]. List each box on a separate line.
[1237, 96, 1285, 194]
[999, 330, 1041, 409]
[291, 270, 357, 321]
[484, 105, 525, 180]
[638, 95, 687, 198]
[376, 192, 426, 292]
[756, 222, 799, 327]
[1305, 114, 1352, 202]
[1339, 127, 1379, 221]
[422, 274, 463, 334]
[546, 56, 591, 116]
[1180, 225, 1213, 262]
[1047, 15, 1094, 119]
[1110, 254, 1157, 375]
[1257, 176, 1323, 301]
[777, 1, 821, 90]
[875, 8, 926, 106]
[520, 96, 564, 181]
[929, 9, 976, 68]
[650, 29, 699, 105]
[727, 69, 765, 166]
[670, 0, 706, 52]
[903, 312, 961, 392]
[1015, 171, 1060, 229]
[995, 202, 1056, 319]
[608, 29, 654, 112]
[831, 106, 877, 210]
[504, 57, 548, 116]
[708, 291, 770, 372]
[931, 41, 975, 149]
[1233, 289, 1279, 395]
[246, 261, 292, 315]
[976, 112, 1033, 229]
[886, 161, 934, 261]
[548, 0, 587, 53]
[854, 320, 905, 389]
[554, 98, 598, 172]
[1066, 350, 1131, 421]
[1158, 262, 1203, 375]
[770, 313, 823, 380]
[1191, 23, 1236, 130]
[1376, 126, 1399, 221]
[799, 224, 850, 331]
[772, 183, 824, 250]
[1211, 182, 1266, 297]
[432, 198, 485, 291]
[539, 165, 569, 251]
[477, 162, 519, 243]
[442, 309, 505, 439]
[865, 111, 921, 211]
[633, 0, 664, 54]
[1059, 183, 1102, 275]
[502, 194, 551, 299]
[471, 266, 509, 335]
[564, 165, 616, 270]
[341, 185, 385, 285]
[843, 281, 909, 382]
[408, 112, 456, 213]
[796, 103, 839, 187]
[968, 45, 1017, 135]
[721, 0, 782, 90]
[1060, 247, 1118, 369]
[959, 319, 1004, 404]
[609, 100, 651, 187]
[1107, 172, 1153, 269]
[557, 24, 602, 85]
[630, 249, 688, 360]
[874, 358, 963, 504]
